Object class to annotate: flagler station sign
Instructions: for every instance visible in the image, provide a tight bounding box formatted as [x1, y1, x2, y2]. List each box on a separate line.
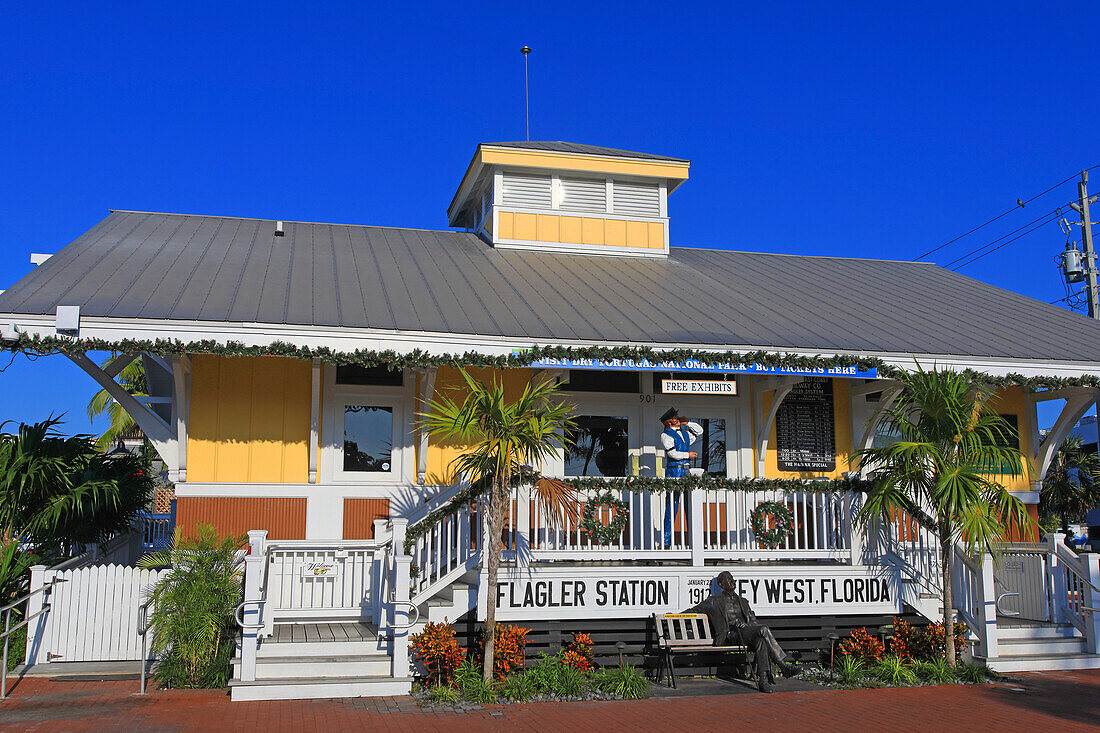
[486, 567, 898, 620]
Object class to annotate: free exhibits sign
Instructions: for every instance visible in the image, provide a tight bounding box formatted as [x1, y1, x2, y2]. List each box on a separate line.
[525, 356, 876, 379]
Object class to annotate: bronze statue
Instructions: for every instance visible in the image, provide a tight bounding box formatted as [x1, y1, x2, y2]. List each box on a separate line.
[686, 571, 799, 693]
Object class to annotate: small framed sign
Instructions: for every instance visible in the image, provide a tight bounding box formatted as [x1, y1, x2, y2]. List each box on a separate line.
[300, 562, 340, 578]
[660, 379, 737, 395]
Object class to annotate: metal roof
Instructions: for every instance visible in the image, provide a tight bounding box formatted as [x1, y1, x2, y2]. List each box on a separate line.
[482, 141, 689, 163]
[2, 210, 1100, 362]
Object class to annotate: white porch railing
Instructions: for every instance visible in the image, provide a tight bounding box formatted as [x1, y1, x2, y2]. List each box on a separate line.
[409, 502, 481, 605]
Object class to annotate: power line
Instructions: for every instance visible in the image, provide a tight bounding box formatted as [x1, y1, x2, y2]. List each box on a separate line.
[913, 164, 1099, 262]
[949, 211, 1066, 271]
[942, 207, 1066, 269]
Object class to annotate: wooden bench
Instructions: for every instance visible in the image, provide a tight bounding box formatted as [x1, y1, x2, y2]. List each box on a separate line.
[652, 612, 748, 688]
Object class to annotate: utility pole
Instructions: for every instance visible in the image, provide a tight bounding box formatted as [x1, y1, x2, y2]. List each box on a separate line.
[1071, 171, 1100, 319]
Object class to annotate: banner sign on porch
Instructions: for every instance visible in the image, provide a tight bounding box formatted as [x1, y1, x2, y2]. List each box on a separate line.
[660, 379, 738, 395]
[300, 562, 340, 578]
[525, 355, 877, 379]
[488, 568, 898, 620]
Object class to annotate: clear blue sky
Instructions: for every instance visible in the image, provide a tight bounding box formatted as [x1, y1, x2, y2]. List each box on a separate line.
[1, 2, 1097, 435]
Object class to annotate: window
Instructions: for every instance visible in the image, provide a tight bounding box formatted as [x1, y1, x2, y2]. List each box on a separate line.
[336, 364, 403, 386]
[612, 181, 661, 217]
[565, 415, 629, 477]
[342, 406, 393, 472]
[560, 177, 607, 213]
[686, 418, 727, 476]
[501, 173, 552, 209]
[567, 370, 639, 393]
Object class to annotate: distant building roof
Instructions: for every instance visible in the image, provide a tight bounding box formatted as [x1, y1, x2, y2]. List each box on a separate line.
[4, 210, 1100, 363]
[482, 141, 689, 163]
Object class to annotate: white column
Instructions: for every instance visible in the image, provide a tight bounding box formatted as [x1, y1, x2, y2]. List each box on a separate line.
[24, 566, 47, 666]
[977, 551, 999, 660]
[689, 490, 705, 567]
[1048, 533, 1068, 623]
[515, 482, 531, 567]
[247, 530, 268, 557]
[1082, 552, 1100, 655]
[239, 554, 265, 682]
[389, 518, 412, 678]
[844, 492, 864, 565]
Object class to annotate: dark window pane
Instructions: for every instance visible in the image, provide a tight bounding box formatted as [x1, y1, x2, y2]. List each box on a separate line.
[336, 365, 403, 386]
[343, 405, 393, 472]
[686, 418, 727, 477]
[565, 415, 629, 476]
[567, 370, 639, 393]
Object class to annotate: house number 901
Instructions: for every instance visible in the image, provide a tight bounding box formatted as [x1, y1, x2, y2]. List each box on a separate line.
[639, 394, 655, 403]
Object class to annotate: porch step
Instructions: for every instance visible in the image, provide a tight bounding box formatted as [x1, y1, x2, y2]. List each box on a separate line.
[229, 675, 412, 702]
[996, 622, 1081, 641]
[998, 635, 1087, 656]
[234, 652, 392, 679]
[981, 652, 1100, 673]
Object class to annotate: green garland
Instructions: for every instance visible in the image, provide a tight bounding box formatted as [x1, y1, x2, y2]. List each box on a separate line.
[8, 333, 1100, 390]
[579, 492, 629, 544]
[750, 501, 794, 549]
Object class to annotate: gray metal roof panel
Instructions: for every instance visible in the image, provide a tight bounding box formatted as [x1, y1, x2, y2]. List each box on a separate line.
[4, 210, 1100, 362]
[483, 141, 689, 163]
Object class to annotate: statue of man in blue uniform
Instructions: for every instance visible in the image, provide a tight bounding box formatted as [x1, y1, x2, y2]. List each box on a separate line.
[660, 407, 701, 546]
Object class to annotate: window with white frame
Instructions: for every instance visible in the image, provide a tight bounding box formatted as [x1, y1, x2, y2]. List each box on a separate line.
[325, 365, 409, 483]
[565, 415, 630, 477]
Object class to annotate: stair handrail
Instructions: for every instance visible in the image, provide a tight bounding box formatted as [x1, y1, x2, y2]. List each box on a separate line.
[404, 478, 473, 527]
[1053, 544, 1100, 593]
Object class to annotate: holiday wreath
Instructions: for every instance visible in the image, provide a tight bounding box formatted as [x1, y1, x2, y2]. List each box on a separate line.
[580, 492, 629, 544]
[750, 501, 794, 549]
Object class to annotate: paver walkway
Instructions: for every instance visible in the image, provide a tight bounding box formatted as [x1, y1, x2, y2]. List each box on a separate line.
[0, 670, 1097, 732]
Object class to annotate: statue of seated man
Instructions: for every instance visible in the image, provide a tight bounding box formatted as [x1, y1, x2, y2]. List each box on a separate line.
[686, 570, 798, 692]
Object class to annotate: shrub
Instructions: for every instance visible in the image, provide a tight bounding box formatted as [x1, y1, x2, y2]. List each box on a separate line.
[591, 665, 650, 700]
[838, 627, 885, 665]
[914, 658, 955, 685]
[139, 524, 244, 688]
[836, 655, 865, 686]
[500, 671, 538, 701]
[872, 655, 918, 686]
[562, 632, 594, 671]
[410, 621, 465, 686]
[552, 662, 589, 697]
[459, 674, 499, 704]
[891, 617, 969, 661]
[427, 684, 459, 704]
[454, 658, 482, 690]
[479, 624, 530, 680]
[526, 652, 591, 697]
[955, 661, 988, 683]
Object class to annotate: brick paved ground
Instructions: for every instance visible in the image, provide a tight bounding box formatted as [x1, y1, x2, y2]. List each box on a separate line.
[0, 670, 1097, 732]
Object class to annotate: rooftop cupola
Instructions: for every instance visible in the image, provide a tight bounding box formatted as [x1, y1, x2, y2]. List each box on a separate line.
[448, 141, 689, 257]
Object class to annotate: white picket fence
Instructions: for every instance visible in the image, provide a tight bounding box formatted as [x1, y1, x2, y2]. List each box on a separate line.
[25, 564, 167, 664]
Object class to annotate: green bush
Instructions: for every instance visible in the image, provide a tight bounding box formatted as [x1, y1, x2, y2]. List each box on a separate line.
[872, 655, 917, 686]
[525, 652, 590, 697]
[591, 665, 650, 699]
[427, 684, 459, 704]
[914, 658, 955, 685]
[500, 671, 538, 701]
[955, 661, 988, 683]
[460, 674, 499, 704]
[5, 623, 25, 672]
[138, 524, 245, 688]
[837, 655, 865, 686]
[454, 658, 482, 689]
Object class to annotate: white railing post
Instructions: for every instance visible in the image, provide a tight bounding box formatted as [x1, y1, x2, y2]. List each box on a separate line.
[239, 554, 264, 682]
[1047, 533, 1067, 623]
[516, 482, 531, 567]
[247, 529, 268, 558]
[975, 550, 999, 660]
[389, 518, 412, 679]
[689, 489, 705, 567]
[845, 492, 864, 565]
[1082, 552, 1100, 655]
[24, 565, 47, 666]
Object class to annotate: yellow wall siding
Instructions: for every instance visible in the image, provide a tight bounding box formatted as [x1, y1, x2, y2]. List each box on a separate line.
[479, 147, 690, 182]
[423, 367, 534, 484]
[761, 379, 855, 479]
[497, 212, 663, 249]
[188, 355, 311, 483]
[988, 386, 1034, 492]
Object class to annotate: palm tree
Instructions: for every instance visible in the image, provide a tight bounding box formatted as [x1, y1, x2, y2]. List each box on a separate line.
[421, 370, 576, 682]
[86, 354, 147, 451]
[1041, 434, 1100, 533]
[854, 366, 1033, 667]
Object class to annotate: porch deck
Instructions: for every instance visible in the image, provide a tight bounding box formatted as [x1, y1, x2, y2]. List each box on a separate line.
[270, 622, 378, 644]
